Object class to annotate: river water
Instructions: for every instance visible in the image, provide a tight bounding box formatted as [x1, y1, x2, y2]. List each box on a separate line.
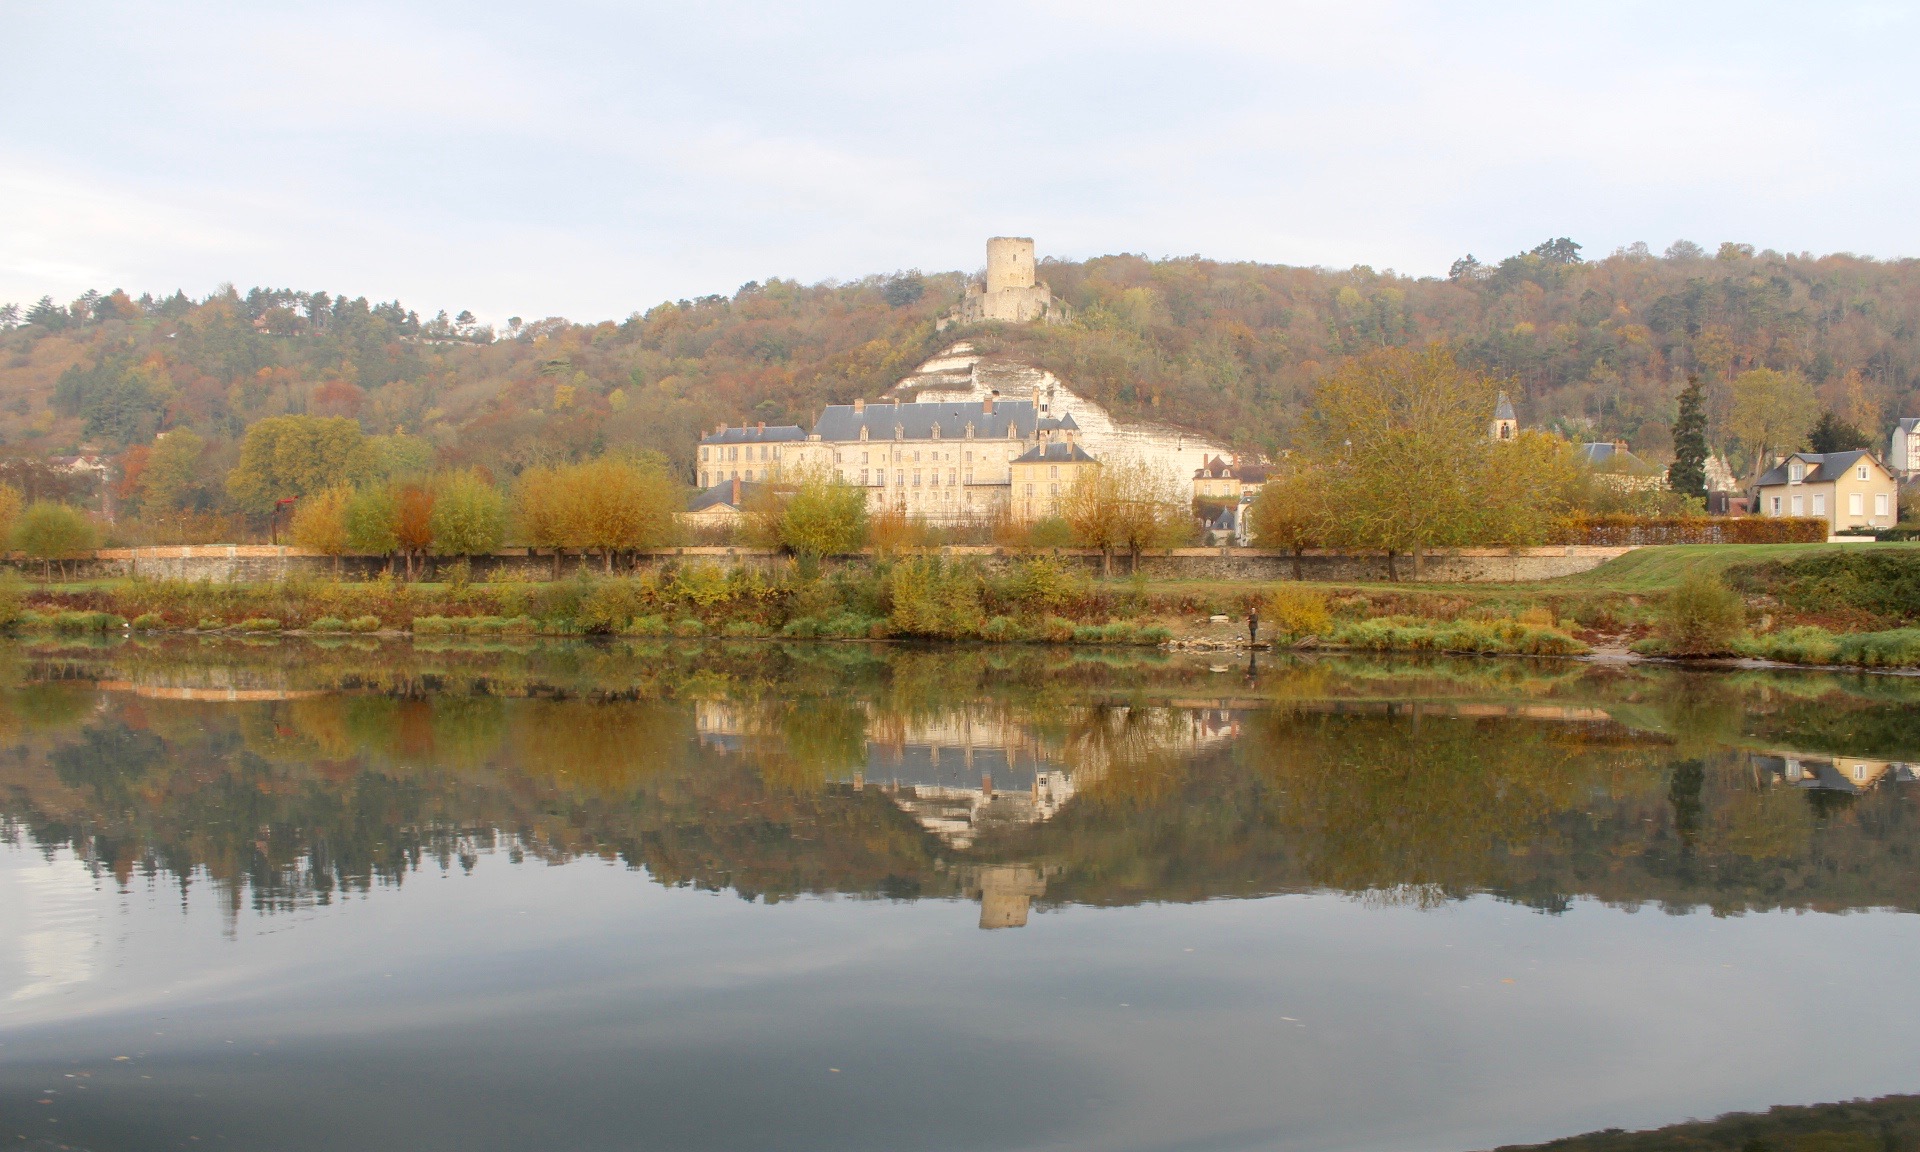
[3, 639, 1918, 1151]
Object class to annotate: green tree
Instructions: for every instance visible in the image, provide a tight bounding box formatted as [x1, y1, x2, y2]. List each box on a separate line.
[13, 501, 98, 582]
[226, 416, 371, 514]
[1247, 468, 1327, 580]
[1669, 375, 1709, 498]
[1809, 410, 1870, 454]
[777, 470, 868, 564]
[1730, 368, 1818, 482]
[366, 433, 435, 482]
[1302, 344, 1496, 579]
[139, 428, 206, 512]
[344, 485, 398, 559]
[429, 469, 507, 557]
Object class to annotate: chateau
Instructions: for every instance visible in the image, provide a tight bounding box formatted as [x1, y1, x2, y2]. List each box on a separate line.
[944, 237, 1070, 326]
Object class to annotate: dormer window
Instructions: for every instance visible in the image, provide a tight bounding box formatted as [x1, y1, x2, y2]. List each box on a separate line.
[1789, 460, 1805, 483]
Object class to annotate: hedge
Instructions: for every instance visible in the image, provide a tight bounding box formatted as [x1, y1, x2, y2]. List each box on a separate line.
[1557, 515, 1829, 546]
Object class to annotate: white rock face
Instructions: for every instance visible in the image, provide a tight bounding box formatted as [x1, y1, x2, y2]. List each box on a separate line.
[886, 343, 1234, 483]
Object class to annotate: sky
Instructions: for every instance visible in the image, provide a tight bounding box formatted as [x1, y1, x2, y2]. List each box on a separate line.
[2, 1, 1916, 323]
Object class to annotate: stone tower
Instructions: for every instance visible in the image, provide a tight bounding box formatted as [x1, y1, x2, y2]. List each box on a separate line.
[947, 236, 1068, 327]
[1490, 392, 1517, 441]
[985, 237, 1036, 294]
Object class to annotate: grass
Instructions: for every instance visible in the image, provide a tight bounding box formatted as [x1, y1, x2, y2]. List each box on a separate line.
[1554, 542, 1920, 593]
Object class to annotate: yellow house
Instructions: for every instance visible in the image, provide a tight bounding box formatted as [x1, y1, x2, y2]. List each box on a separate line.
[1191, 455, 1271, 504]
[1752, 450, 1898, 532]
[1010, 437, 1098, 522]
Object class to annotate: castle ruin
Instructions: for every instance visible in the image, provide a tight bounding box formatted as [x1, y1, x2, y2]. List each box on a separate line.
[949, 237, 1069, 326]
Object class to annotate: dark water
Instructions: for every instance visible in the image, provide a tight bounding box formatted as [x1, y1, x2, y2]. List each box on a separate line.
[4, 639, 1920, 1151]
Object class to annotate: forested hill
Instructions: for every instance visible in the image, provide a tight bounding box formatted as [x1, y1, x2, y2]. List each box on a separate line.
[3, 239, 1919, 485]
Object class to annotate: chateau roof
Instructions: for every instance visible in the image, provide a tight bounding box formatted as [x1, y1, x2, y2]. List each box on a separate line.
[812, 399, 1037, 442]
[1013, 442, 1096, 464]
[1494, 393, 1516, 421]
[1754, 451, 1878, 488]
[700, 424, 805, 445]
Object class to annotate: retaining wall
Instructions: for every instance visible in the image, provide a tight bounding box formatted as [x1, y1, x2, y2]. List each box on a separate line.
[66, 543, 1636, 585]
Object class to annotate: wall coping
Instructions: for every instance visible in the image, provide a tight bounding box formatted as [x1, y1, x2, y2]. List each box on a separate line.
[87, 543, 1640, 562]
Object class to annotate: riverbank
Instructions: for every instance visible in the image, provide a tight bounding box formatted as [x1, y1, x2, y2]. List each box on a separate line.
[5, 541, 1917, 665]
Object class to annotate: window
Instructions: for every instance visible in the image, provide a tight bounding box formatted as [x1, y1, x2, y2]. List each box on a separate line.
[964, 471, 973, 484]
[728, 447, 738, 461]
[745, 469, 753, 482]
[1771, 497, 1782, 515]
[860, 469, 869, 485]
[1859, 465, 1870, 480]
[1050, 465, 1059, 479]
[700, 447, 709, 461]
[1789, 460, 1804, 482]
[1025, 484, 1034, 496]
[949, 470, 957, 484]
[1050, 483, 1058, 496]
[1813, 493, 1825, 515]
[895, 471, 904, 487]
[1791, 494, 1803, 515]
[913, 471, 921, 487]
[1851, 492, 1864, 516]
[700, 472, 708, 487]
[1878, 493, 1891, 516]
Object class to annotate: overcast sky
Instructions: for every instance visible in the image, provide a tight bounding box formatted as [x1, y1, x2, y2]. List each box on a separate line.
[3, 1, 1915, 323]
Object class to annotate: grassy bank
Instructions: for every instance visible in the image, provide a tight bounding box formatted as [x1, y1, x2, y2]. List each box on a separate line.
[7, 541, 1917, 663]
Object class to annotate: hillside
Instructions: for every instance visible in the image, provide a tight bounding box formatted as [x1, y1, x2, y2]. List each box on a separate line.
[3, 239, 1919, 500]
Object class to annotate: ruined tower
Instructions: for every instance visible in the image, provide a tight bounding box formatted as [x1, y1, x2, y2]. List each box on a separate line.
[948, 236, 1068, 327]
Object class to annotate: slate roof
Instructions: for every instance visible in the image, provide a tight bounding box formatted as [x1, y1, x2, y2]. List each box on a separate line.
[699, 424, 805, 445]
[687, 480, 766, 513]
[812, 400, 1038, 442]
[1577, 442, 1661, 474]
[1753, 450, 1877, 488]
[1898, 418, 1920, 434]
[1012, 442, 1097, 464]
[1494, 392, 1516, 421]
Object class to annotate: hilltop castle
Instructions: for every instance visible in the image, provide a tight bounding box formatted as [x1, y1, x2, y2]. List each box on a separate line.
[945, 237, 1069, 326]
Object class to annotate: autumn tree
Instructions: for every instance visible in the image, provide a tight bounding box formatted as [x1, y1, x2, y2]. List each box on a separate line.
[561, 457, 682, 571]
[1059, 466, 1122, 575]
[1109, 459, 1190, 571]
[392, 484, 435, 579]
[1246, 467, 1328, 580]
[14, 501, 97, 582]
[429, 469, 507, 558]
[1730, 368, 1817, 481]
[140, 428, 207, 513]
[1301, 344, 1496, 579]
[0, 484, 23, 550]
[1475, 429, 1583, 544]
[226, 416, 370, 514]
[289, 487, 353, 574]
[511, 465, 570, 577]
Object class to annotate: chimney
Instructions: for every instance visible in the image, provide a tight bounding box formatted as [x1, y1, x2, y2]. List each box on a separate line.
[715, 423, 727, 435]
[731, 476, 740, 505]
[757, 421, 765, 433]
[1614, 440, 1629, 452]
[983, 396, 994, 415]
[854, 398, 865, 414]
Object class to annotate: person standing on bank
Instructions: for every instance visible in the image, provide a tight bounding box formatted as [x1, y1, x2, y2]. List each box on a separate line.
[1247, 606, 1260, 647]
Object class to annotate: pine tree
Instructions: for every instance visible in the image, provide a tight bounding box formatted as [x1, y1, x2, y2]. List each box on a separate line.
[1669, 375, 1709, 498]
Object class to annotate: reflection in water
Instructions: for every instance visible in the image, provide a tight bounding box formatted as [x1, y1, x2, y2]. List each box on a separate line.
[8, 641, 1920, 1150]
[5, 640, 1920, 927]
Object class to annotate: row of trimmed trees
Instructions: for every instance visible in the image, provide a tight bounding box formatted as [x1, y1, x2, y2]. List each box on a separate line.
[288, 457, 683, 577]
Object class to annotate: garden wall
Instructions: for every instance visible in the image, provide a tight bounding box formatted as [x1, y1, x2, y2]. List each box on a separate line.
[64, 543, 1638, 585]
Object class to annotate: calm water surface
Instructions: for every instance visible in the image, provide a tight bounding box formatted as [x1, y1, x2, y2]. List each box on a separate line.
[4, 639, 1919, 1151]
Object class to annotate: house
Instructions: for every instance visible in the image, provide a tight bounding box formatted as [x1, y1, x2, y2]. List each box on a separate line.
[1891, 419, 1920, 478]
[1191, 456, 1271, 505]
[1009, 434, 1098, 523]
[683, 477, 764, 528]
[1752, 450, 1898, 532]
[1578, 441, 1665, 493]
[696, 423, 805, 488]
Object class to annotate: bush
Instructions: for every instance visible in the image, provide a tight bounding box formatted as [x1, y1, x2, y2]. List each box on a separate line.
[412, 615, 455, 635]
[1560, 515, 1828, 545]
[671, 617, 705, 637]
[130, 612, 165, 631]
[1330, 616, 1587, 656]
[309, 616, 347, 633]
[1264, 586, 1331, 637]
[626, 614, 671, 637]
[197, 617, 224, 631]
[1659, 572, 1746, 655]
[1737, 626, 1840, 665]
[238, 617, 281, 632]
[52, 610, 122, 634]
[1729, 550, 1920, 626]
[722, 620, 768, 637]
[348, 615, 383, 633]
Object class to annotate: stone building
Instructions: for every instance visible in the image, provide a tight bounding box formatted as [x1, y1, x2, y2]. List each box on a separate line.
[1009, 426, 1098, 522]
[947, 237, 1069, 326]
[1489, 393, 1517, 441]
[696, 422, 804, 488]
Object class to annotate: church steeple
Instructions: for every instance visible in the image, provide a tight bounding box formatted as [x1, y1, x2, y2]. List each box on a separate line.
[1490, 392, 1517, 441]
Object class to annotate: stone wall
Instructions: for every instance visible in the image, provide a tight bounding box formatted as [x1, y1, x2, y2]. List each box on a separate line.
[62, 543, 1635, 585]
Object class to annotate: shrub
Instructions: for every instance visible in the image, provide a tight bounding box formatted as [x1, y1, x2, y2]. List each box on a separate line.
[1264, 586, 1331, 637]
[0, 573, 22, 627]
[131, 612, 165, 631]
[238, 617, 281, 632]
[1659, 572, 1746, 655]
[1136, 625, 1173, 645]
[309, 616, 348, 633]
[1737, 626, 1839, 665]
[980, 615, 1025, 642]
[412, 615, 455, 635]
[53, 610, 122, 634]
[1330, 616, 1587, 656]
[499, 616, 536, 635]
[722, 620, 768, 638]
[1040, 615, 1076, 642]
[1006, 557, 1078, 615]
[1832, 628, 1920, 668]
[626, 614, 671, 637]
[348, 615, 383, 633]
[1729, 551, 1920, 626]
[781, 616, 821, 638]
[197, 617, 224, 631]
[1560, 515, 1828, 545]
[671, 617, 705, 637]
